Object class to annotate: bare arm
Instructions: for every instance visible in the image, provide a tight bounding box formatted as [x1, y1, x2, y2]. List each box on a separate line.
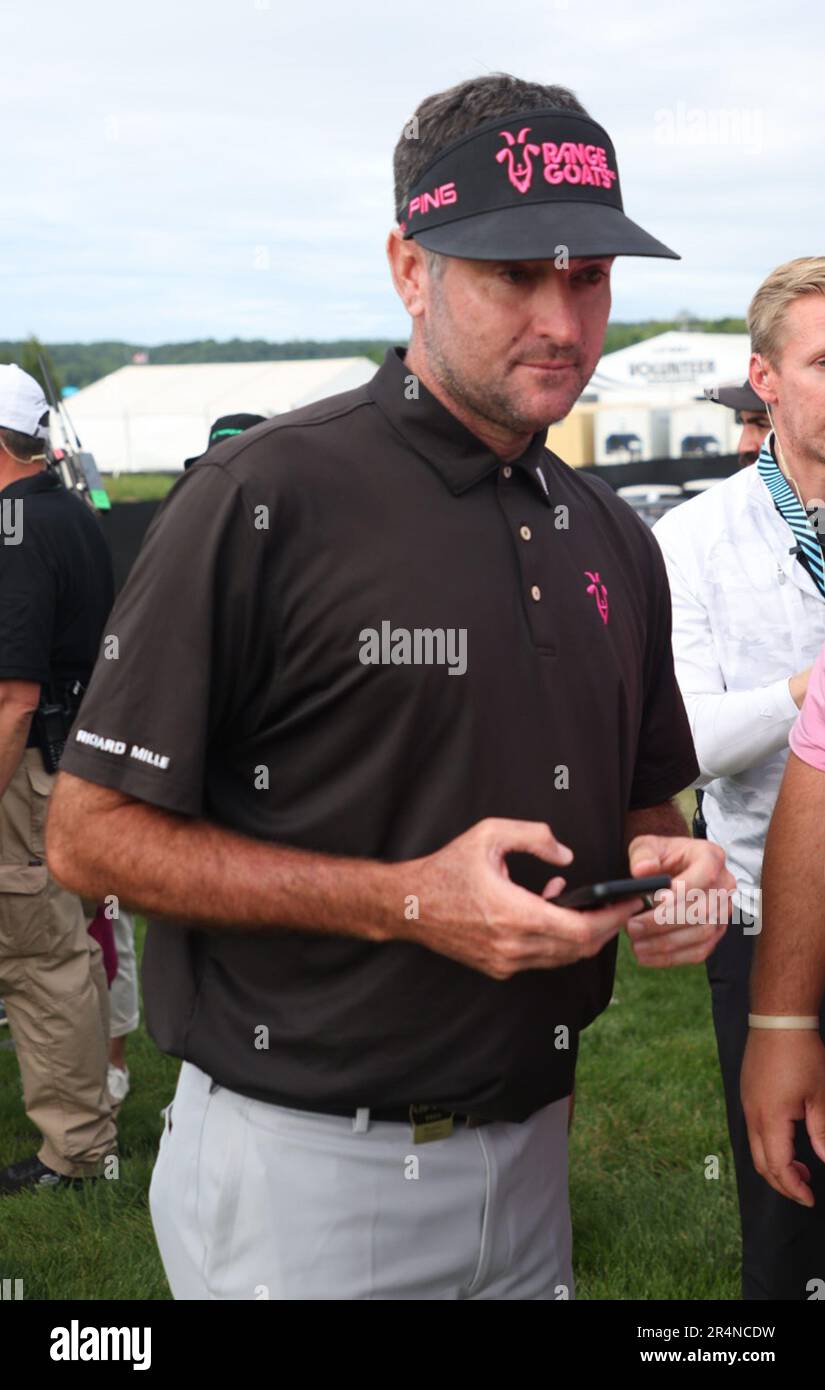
[750, 751, 825, 1015]
[625, 799, 688, 846]
[46, 772, 645, 979]
[0, 679, 39, 799]
[47, 771, 400, 939]
[741, 751, 825, 1205]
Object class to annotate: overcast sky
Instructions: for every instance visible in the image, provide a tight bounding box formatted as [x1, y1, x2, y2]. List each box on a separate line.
[2, 0, 822, 345]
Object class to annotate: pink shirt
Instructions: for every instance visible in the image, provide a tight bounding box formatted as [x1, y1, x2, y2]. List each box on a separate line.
[789, 641, 825, 771]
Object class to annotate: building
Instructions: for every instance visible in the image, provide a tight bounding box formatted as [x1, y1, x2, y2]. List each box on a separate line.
[547, 331, 751, 466]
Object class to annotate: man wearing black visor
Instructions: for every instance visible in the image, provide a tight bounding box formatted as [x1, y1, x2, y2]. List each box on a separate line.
[48, 74, 732, 1301]
[705, 381, 770, 467]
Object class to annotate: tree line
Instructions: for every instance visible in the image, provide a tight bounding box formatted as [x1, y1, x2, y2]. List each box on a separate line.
[1, 319, 748, 396]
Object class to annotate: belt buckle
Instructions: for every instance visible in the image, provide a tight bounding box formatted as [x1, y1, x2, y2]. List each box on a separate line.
[409, 1104, 454, 1144]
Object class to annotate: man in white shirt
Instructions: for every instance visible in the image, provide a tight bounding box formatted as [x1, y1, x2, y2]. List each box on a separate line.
[653, 256, 825, 1299]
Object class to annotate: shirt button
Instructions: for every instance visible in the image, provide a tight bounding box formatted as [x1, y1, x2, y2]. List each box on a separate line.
[502, 465, 512, 479]
[520, 525, 532, 541]
[530, 584, 541, 602]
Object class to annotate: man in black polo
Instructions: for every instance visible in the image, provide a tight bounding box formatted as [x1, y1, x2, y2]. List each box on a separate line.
[48, 74, 733, 1300]
[0, 364, 117, 1193]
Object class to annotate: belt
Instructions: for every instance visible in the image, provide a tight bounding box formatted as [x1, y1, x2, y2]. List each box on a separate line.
[305, 1102, 494, 1142]
[366, 1104, 493, 1141]
[213, 1082, 494, 1143]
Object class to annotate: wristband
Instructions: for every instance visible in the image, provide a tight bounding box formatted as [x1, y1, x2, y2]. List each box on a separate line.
[748, 1014, 819, 1030]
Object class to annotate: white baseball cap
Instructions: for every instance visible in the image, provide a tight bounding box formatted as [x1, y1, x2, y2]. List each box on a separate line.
[0, 364, 50, 440]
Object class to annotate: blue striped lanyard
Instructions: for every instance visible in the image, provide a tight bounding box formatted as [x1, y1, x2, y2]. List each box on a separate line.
[757, 435, 825, 600]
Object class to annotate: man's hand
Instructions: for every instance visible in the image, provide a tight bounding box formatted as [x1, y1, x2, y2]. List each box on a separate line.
[789, 665, 813, 710]
[741, 1030, 825, 1206]
[405, 817, 644, 980]
[47, 782, 636, 974]
[623, 833, 735, 968]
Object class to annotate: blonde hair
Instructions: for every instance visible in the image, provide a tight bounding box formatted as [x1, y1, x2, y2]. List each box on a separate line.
[748, 256, 825, 364]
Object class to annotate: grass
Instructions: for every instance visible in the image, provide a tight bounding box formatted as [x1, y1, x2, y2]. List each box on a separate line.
[568, 788, 739, 1299]
[101, 474, 178, 503]
[0, 796, 739, 1300]
[0, 917, 177, 1299]
[570, 934, 738, 1299]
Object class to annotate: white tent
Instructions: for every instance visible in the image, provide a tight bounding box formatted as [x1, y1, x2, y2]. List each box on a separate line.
[59, 357, 379, 473]
[588, 330, 751, 403]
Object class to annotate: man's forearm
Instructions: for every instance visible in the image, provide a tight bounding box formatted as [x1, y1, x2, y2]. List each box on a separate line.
[0, 704, 34, 799]
[751, 751, 825, 1014]
[625, 799, 688, 852]
[47, 773, 405, 939]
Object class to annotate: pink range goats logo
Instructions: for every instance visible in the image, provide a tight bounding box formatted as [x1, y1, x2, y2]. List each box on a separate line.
[495, 127, 541, 193]
[585, 570, 609, 625]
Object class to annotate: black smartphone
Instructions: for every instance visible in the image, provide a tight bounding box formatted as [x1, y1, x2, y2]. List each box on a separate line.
[553, 875, 671, 911]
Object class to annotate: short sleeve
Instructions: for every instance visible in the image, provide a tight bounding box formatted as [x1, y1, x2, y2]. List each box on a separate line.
[789, 641, 825, 771]
[628, 534, 700, 809]
[0, 535, 56, 683]
[59, 464, 265, 816]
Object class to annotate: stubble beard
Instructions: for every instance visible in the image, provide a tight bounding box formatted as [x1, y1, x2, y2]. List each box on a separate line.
[781, 409, 825, 473]
[421, 290, 587, 436]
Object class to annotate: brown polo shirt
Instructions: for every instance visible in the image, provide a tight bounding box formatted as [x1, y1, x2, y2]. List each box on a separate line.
[59, 346, 698, 1121]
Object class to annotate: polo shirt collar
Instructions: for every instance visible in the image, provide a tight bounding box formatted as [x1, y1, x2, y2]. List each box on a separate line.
[0, 468, 59, 500]
[368, 346, 550, 495]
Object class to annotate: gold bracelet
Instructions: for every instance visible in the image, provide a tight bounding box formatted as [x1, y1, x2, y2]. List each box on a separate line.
[748, 1014, 819, 1030]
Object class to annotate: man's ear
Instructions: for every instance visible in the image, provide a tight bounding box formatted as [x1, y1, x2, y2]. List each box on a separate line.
[749, 351, 779, 406]
[386, 228, 428, 320]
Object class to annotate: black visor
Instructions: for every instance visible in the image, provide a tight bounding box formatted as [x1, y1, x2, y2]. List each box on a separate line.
[705, 381, 767, 414]
[399, 108, 678, 261]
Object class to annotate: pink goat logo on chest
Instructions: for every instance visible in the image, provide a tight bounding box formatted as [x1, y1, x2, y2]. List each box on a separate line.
[584, 570, 609, 624]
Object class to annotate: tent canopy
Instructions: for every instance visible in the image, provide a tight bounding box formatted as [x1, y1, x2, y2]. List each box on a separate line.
[58, 357, 378, 472]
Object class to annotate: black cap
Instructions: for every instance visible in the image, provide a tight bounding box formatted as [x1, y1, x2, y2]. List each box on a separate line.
[704, 381, 768, 414]
[399, 107, 678, 261]
[184, 413, 266, 470]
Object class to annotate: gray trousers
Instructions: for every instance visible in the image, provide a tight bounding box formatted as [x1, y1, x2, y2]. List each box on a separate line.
[149, 1060, 574, 1300]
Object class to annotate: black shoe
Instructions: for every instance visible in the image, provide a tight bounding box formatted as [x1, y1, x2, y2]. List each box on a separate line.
[0, 1154, 97, 1195]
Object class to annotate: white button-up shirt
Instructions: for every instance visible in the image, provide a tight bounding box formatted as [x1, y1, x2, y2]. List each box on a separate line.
[652, 461, 825, 913]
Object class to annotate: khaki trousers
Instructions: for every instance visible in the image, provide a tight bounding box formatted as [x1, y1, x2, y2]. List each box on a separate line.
[0, 748, 116, 1177]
